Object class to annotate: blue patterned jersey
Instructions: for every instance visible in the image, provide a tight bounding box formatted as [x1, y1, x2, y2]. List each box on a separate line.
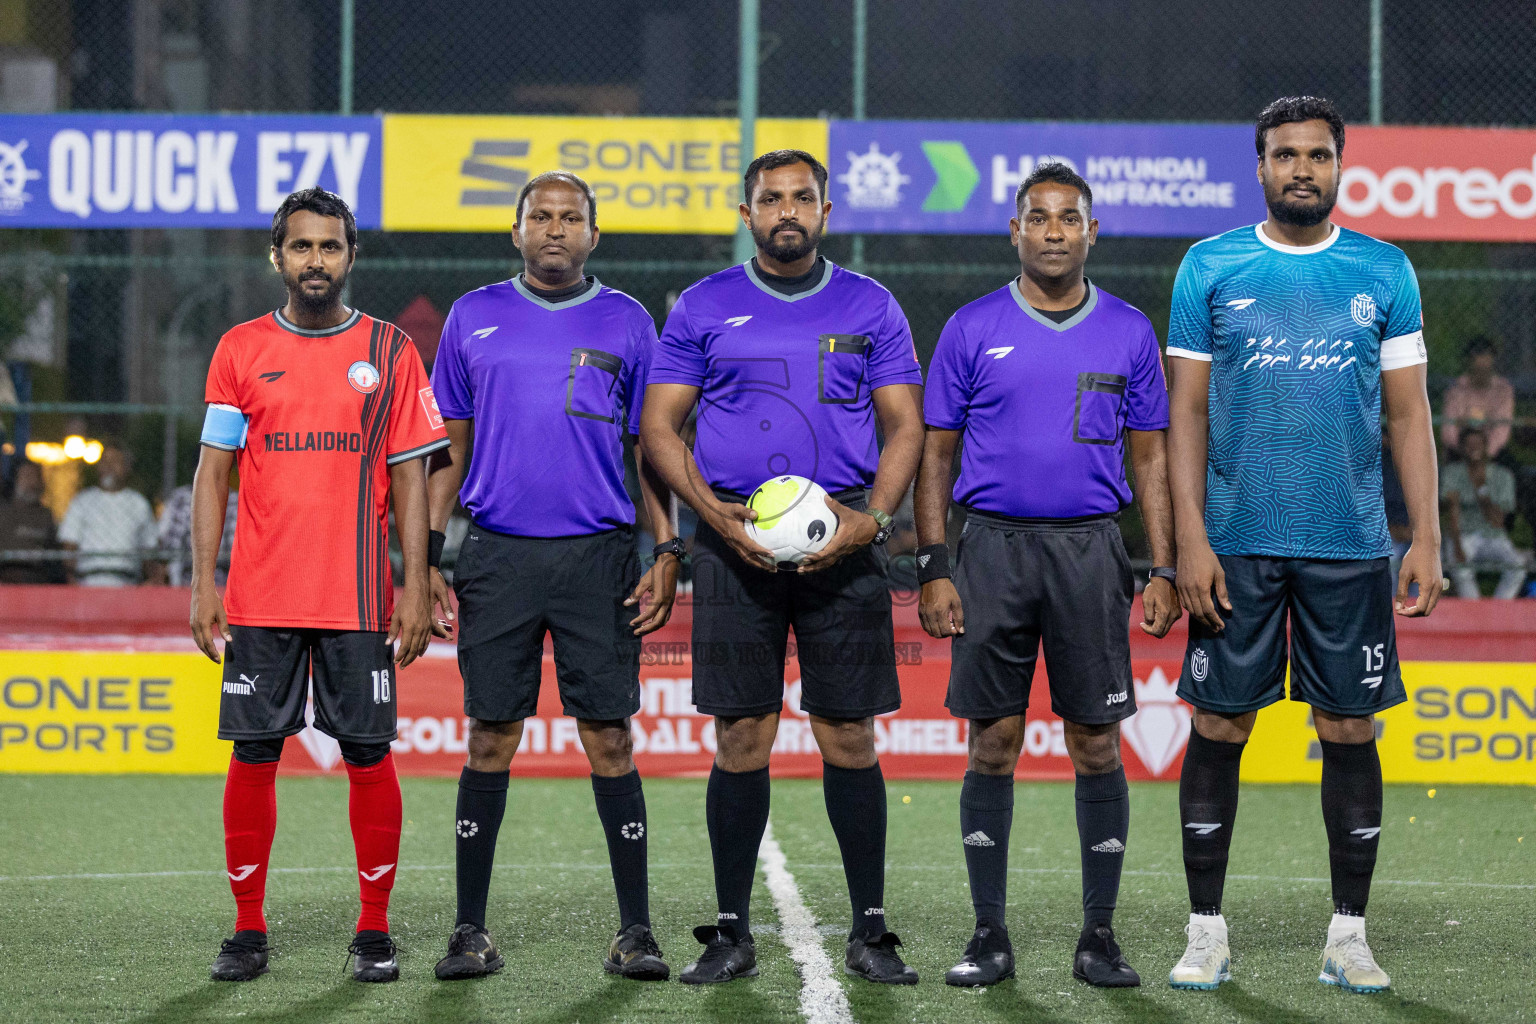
[1167, 223, 1426, 560]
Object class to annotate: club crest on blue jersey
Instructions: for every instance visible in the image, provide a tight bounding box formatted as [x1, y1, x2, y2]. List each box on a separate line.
[348, 360, 381, 394]
[1351, 293, 1377, 327]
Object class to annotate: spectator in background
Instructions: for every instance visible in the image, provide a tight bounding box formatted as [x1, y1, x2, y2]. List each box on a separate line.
[0, 460, 65, 584]
[158, 483, 237, 586]
[58, 446, 163, 586]
[1440, 336, 1515, 459]
[1441, 426, 1526, 599]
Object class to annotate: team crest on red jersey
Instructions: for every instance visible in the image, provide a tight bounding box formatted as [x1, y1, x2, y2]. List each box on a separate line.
[347, 360, 381, 394]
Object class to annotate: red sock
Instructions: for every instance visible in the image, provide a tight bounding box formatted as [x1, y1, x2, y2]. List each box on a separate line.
[223, 756, 279, 934]
[347, 752, 402, 934]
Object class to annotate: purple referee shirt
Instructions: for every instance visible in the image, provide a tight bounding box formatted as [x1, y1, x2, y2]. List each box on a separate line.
[924, 280, 1169, 518]
[431, 276, 657, 536]
[649, 260, 923, 496]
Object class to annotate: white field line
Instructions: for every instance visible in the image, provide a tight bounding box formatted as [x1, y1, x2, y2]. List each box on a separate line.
[758, 821, 854, 1024]
[2, 861, 1530, 892]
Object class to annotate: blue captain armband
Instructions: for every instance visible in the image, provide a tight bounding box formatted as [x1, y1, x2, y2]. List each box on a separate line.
[201, 403, 249, 450]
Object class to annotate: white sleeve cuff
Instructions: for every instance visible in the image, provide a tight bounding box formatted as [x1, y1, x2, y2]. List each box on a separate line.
[1380, 330, 1428, 371]
[1164, 346, 1213, 362]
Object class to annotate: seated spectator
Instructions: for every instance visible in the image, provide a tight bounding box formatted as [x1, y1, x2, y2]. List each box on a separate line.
[0, 460, 65, 584]
[58, 446, 163, 586]
[157, 483, 237, 586]
[1440, 335, 1515, 459]
[1441, 426, 1526, 599]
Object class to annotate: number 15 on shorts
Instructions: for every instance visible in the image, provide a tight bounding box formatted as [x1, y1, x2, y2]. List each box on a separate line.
[1361, 644, 1385, 689]
[372, 669, 392, 704]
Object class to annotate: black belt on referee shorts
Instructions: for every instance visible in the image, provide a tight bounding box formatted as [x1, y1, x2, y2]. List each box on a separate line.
[963, 507, 1119, 531]
[712, 486, 868, 508]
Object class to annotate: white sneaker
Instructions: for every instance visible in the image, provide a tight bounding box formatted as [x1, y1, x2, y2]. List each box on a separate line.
[1319, 922, 1390, 993]
[1169, 914, 1231, 990]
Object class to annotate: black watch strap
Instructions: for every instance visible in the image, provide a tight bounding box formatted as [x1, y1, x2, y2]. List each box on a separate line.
[652, 538, 686, 561]
[1149, 566, 1177, 584]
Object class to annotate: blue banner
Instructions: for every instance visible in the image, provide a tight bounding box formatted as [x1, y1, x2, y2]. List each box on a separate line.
[0, 113, 382, 229]
[829, 120, 1264, 237]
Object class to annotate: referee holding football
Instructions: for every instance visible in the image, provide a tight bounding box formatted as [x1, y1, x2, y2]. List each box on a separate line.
[641, 150, 925, 985]
[425, 171, 680, 982]
[916, 163, 1181, 988]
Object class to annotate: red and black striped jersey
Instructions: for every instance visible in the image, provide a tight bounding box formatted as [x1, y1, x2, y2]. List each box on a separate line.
[203, 308, 449, 631]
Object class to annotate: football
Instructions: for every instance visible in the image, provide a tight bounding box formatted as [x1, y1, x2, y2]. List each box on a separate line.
[744, 475, 838, 570]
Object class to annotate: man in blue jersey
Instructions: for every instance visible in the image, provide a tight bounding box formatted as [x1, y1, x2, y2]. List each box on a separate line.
[916, 162, 1182, 989]
[426, 171, 680, 982]
[641, 150, 925, 985]
[1164, 97, 1443, 994]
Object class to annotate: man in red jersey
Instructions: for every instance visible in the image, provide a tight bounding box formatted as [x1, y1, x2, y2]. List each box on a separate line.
[189, 188, 448, 984]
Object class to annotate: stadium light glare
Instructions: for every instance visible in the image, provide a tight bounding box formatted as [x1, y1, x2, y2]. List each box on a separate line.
[63, 435, 87, 459]
[25, 436, 106, 465]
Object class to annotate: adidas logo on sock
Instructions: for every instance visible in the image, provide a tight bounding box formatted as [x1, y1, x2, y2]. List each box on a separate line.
[963, 831, 995, 847]
[1091, 838, 1126, 853]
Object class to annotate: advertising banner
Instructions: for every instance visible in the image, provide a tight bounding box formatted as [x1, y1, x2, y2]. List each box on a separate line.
[0, 113, 383, 229]
[381, 115, 827, 233]
[827, 120, 1262, 237]
[4, 648, 1528, 784]
[1334, 126, 1536, 242]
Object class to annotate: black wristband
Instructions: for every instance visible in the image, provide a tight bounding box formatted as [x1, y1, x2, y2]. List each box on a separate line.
[914, 543, 952, 585]
[427, 530, 446, 569]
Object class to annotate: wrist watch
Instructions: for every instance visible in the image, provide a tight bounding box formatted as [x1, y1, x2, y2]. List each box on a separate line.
[868, 508, 894, 546]
[1149, 566, 1177, 586]
[652, 538, 686, 562]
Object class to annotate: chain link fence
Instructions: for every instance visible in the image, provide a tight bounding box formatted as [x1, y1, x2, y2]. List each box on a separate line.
[3, 0, 1535, 591]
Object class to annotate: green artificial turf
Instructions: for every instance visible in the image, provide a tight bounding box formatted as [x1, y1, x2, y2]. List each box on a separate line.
[0, 775, 1530, 1023]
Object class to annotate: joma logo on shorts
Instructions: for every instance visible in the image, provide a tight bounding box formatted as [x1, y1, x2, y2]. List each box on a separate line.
[1105, 691, 1128, 706]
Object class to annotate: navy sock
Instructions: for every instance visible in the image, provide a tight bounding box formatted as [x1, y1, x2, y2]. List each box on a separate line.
[960, 770, 1014, 931]
[592, 770, 650, 930]
[823, 762, 889, 940]
[1320, 738, 1383, 916]
[454, 766, 509, 930]
[706, 763, 770, 941]
[1076, 767, 1130, 930]
[1179, 729, 1245, 915]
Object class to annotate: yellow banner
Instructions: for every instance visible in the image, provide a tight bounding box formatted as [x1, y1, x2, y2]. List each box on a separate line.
[0, 652, 227, 773]
[1243, 662, 1536, 784]
[381, 115, 828, 233]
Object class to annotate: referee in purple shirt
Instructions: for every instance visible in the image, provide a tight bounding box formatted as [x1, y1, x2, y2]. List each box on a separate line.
[914, 163, 1183, 989]
[641, 150, 925, 985]
[426, 172, 679, 982]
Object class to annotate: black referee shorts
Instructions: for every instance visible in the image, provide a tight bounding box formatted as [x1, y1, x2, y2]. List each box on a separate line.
[218, 626, 396, 743]
[1177, 554, 1406, 717]
[946, 511, 1136, 726]
[690, 488, 900, 720]
[453, 523, 642, 723]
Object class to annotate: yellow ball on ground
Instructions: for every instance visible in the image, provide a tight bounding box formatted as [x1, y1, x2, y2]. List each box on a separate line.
[1428, 788, 1437, 798]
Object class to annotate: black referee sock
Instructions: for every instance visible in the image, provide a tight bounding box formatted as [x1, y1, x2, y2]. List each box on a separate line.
[706, 763, 770, 942]
[592, 770, 650, 931]
[823, 762, 889, 940]
[1075, 767, 1130, 930]
[959, 770, 1014, 931]
[1320, 738, 1384, 916]
[454, 766, 509, 930]
[1179, 729, 1245, 915]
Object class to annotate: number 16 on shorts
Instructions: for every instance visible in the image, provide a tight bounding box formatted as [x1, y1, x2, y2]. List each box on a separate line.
[372, 669, 392, 704]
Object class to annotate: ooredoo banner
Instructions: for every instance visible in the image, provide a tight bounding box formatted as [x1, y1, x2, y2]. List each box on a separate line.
[1334, 125, 1536, 242]
[0, 113, 383, 229]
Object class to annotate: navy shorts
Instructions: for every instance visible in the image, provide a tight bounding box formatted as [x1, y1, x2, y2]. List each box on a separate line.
[1177, 555, 1406, 716]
